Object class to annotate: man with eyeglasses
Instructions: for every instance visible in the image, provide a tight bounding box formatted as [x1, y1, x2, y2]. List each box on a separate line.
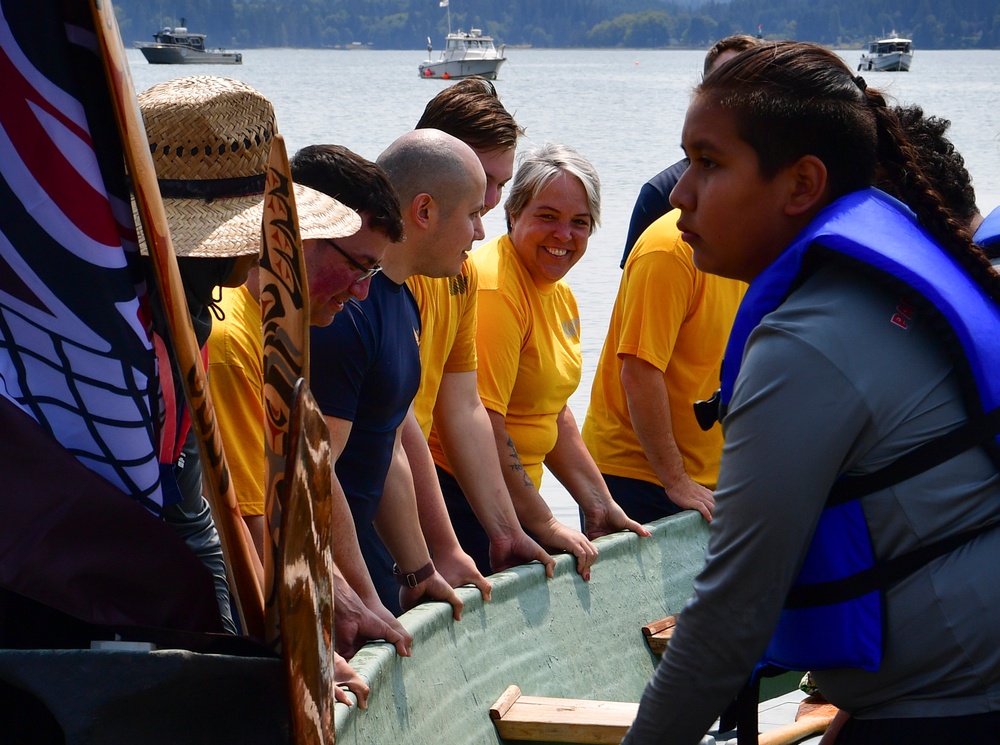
[207, 144, 413, 671]
[308, 129, 490, 617]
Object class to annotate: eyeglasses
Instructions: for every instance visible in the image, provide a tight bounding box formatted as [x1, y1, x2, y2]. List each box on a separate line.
[325, 239, 382, 281]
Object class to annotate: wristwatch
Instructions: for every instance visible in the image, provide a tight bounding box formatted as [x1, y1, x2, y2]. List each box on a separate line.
[392, 561, 435, 588]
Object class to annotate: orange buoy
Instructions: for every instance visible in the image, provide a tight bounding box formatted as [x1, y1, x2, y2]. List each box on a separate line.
[442, 72, 451, 79]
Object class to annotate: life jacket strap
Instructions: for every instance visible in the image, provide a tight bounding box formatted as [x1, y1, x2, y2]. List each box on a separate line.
[786, 518, 1000, 609]
[829, 406, 1000, 507]
[718, 675, 762, 744]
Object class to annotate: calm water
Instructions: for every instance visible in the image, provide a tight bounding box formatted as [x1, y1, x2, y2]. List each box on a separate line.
[127, 47, 1000, 528]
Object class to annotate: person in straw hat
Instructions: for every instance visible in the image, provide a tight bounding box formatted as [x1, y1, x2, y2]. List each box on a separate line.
[135, 75, 361, 638]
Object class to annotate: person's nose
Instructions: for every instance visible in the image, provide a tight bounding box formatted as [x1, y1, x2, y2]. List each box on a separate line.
[350, 276, 372, 301]
[669, 168, 692, 211]
[552, 220, 574, 242]
[483, 184, 500, 213]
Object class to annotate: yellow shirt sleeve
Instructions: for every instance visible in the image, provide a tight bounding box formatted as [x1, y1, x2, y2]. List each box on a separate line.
[407, 260, 479, 439]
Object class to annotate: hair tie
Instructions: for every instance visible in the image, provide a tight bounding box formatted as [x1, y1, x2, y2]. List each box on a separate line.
[854, 75, 868, 92]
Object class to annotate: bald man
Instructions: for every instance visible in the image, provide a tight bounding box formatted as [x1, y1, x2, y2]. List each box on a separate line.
[309, 130, 488, 616]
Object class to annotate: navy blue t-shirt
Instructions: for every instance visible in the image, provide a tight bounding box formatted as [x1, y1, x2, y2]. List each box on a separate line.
[310, 272, 422, 530]
[621, 158, 688, 268]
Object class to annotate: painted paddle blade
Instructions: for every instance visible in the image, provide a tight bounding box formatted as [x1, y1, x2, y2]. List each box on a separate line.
[89, 0, 264, 639]
[260, 133, 311, 648]
[259, 135, 336, 742]
[280, 378, 336, 745]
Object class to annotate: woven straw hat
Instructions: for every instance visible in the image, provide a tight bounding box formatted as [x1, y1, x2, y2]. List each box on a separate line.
[134, 76, 360, 257]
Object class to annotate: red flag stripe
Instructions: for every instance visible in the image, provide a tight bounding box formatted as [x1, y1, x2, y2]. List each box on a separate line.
[0, 35, 121, 249]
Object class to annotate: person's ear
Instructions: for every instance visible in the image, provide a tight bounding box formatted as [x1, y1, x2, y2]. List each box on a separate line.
[784, 155, 829, 217]
[410, 192, 434, 229]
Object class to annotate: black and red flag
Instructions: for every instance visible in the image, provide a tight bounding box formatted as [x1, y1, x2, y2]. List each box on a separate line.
[0, 0, 219, 637]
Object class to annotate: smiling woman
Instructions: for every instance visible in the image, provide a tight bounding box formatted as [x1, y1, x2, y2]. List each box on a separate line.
[431, 143, 650, 580]
[508, 171, 594, 284]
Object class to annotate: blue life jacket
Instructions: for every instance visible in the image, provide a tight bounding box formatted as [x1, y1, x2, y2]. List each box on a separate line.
[719, 188, 1000, 673]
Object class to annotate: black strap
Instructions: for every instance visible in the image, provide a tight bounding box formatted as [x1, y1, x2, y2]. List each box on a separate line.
[829, 406, 1000, 506]
[787, 519, 1000, 609]
[157, 173, 266, 200]
[788, 407, 1000, 609]
[718, 675, 762, 745]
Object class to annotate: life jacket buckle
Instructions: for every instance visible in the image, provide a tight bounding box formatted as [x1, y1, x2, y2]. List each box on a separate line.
[694, 388, 723, 431]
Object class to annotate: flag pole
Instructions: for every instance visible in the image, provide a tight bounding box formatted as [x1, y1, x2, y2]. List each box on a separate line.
[90, 0, 265, 640]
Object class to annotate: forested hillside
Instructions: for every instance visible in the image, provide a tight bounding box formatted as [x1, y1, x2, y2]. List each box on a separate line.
[113, 0, 1000, 50]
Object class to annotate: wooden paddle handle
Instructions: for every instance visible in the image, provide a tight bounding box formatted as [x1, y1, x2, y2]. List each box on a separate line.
[89, 0, 265, 639]
[757, 710, 837, 745]
[260, 134, 310, 648]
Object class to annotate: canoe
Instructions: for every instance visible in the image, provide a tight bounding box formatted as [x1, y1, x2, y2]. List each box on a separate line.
[336, 511, 710, 743]
[0, 512, 803, 743]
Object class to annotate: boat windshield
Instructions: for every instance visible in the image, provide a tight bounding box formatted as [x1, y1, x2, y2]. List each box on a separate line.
[871, 40, 911, 54]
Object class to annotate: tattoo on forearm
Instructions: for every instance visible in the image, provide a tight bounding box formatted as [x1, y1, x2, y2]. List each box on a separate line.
[505, 435, 534, 487]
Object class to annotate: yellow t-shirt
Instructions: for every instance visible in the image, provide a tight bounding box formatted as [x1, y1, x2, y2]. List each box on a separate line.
[406, 261, 479, 442]
[471, 234, 582, 488]
[582, 210, 746, 488]
[207, 285, 265, 516]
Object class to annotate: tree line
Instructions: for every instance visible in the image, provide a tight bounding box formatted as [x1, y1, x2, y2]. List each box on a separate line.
[113, 0, 1000, 50]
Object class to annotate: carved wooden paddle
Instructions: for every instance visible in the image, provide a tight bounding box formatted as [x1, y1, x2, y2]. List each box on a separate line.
[260, 133, 313, 648]
[259, 136, 336, 743]
[279, 378, 337, 745]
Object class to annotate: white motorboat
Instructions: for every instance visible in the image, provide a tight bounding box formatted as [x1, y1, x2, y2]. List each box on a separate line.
[858, 33, 913, 72]
[135, 20, 242, 65]
[418, 2, 505, 80]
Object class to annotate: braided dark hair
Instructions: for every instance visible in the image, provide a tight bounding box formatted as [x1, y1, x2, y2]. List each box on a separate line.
[887, 104, 979, 226]
[865, 94, 1000, 302]
[699, 41, 1000, 303]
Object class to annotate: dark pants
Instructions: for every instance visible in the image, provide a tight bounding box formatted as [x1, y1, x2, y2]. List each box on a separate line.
[437, 465, 493, 576]
[357, 522, 402, 616]
[600, 473, 682, 526]
[836, 710, 1000, 744]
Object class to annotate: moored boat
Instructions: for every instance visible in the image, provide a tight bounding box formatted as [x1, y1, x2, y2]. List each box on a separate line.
[134, 20, 242, 65]
[858, 32, 913, 72]
[418, 2, 505, 80]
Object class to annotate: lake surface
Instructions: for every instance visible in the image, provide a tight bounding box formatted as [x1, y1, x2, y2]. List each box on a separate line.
[127, 47, 1000, 528]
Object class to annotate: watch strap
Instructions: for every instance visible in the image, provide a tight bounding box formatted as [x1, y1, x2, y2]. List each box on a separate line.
[392, 561, 434, 588]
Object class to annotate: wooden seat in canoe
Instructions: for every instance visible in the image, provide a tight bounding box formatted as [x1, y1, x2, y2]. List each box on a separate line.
[489, 685, 839, 745]
[489, 684, 638, 744]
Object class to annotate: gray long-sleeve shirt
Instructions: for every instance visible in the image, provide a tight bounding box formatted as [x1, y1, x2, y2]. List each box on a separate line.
[623, 263, 1000, 744]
